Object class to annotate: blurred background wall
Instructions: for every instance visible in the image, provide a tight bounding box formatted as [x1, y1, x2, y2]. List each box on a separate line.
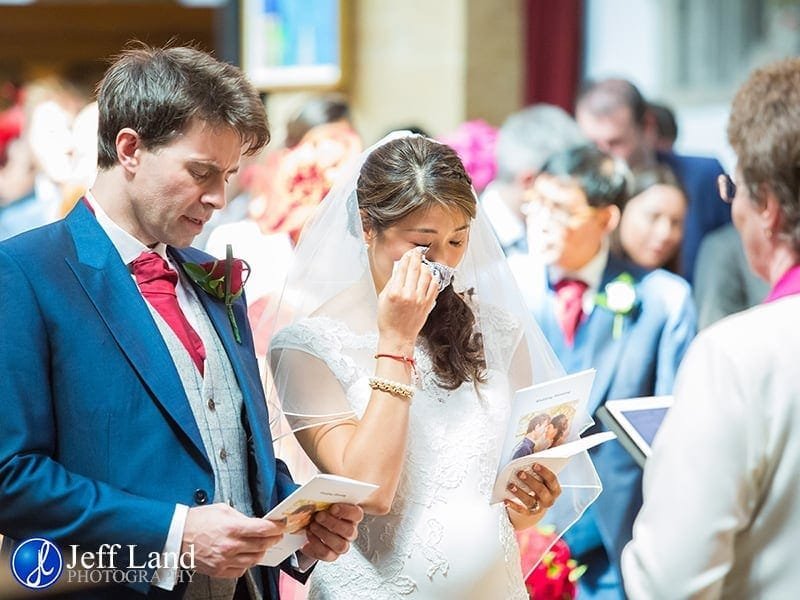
[1, 0, 798, 163]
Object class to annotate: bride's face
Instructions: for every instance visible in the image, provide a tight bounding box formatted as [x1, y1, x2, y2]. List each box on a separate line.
[365, 203, 471, 292]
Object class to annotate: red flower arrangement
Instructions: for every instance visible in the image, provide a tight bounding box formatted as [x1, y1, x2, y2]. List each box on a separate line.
[517, 526, 585, 599]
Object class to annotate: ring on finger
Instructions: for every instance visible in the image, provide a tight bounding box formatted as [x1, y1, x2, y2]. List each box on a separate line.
[528, 498, 541, 514]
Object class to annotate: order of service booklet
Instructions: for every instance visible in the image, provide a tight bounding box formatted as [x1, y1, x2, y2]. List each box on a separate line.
[259, 474, 378, 567]
[492, 369, 616, 503]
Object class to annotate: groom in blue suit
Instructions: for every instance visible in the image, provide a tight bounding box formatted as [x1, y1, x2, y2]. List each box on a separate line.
[510, 146, 696, 600]
[0, 45, 362, 599]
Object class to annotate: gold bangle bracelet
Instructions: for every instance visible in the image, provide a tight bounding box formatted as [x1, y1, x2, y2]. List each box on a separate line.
[368, 377, 414, 401]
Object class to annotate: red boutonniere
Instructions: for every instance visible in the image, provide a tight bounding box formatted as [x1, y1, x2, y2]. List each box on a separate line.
[182, 244, 250, 343]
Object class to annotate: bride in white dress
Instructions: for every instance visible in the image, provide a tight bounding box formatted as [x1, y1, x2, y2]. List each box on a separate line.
[267, 134, 601, 599]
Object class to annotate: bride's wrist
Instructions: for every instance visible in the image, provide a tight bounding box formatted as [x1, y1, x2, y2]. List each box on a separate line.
[376, 334, 416, 357]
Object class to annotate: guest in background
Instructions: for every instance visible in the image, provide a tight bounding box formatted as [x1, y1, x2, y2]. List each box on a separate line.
[206, 114, 362, 357]
[647, 101, 678, 153]
[510, 145, 696, 600]
[284, 93, 352, 149]
[198, 94, 357, 251]
[576, 79, 729, 282]
[611, 165, 687, 275]
[0, 136, 38, 240]
[24, 76, 92, 221]
[482, 104, 586, 256]
[0, 81, 23, 167]
[693, 223, 768, 328]
[623, 56, 800, 599]
[382, 124, 431, 139]
[0, 76, 93, 240]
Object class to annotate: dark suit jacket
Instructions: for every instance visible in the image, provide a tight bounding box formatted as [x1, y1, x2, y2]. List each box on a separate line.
[658, 151, 730, 282]
[511, 252, 696, 570]
[0, 203, 300, 598]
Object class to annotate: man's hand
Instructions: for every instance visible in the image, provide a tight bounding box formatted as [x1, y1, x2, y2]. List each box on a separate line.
[300, 503, 364, 562]
[182, 503, 285, 578]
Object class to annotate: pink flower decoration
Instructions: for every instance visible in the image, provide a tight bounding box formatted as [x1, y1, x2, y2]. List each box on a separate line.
[438, 119, 498, 193]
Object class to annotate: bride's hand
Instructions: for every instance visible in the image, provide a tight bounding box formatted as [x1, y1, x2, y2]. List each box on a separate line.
[377, 248, 439, 350]
[504, 463, 562, 523]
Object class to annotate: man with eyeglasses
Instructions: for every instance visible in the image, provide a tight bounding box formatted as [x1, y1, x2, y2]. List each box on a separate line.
[509, 144, 696, 600]
[481, 104, 586, 256]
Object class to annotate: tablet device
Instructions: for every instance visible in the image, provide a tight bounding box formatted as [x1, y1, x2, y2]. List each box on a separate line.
[596, 396, 673, 468]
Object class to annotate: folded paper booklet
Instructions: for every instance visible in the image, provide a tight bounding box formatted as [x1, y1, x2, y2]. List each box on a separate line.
[258, 474, 378, 567]
[492, 369, 616, 503]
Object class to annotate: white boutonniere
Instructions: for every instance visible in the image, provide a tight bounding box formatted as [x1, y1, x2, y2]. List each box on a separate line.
[595, 273, 636, 339]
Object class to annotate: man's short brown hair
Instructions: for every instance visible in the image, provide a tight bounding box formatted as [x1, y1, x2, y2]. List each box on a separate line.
[576, 78, 648, 127]
[96, 42, 269, 169]
[728, 57, 800, 252]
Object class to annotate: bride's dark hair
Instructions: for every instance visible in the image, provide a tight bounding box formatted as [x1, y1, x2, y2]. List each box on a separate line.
[357, 135, 487, 389]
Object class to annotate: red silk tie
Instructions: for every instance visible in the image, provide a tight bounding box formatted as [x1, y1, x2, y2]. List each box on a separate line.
[132, 252, 206, 375]
[555, 278, 588, 346]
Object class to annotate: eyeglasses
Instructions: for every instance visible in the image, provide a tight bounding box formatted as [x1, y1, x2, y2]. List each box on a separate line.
[522, 192, 598, 228]
[717, 174, 737, 204]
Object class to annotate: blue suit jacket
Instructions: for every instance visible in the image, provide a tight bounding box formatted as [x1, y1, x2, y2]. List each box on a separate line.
[658, 152, 730, 282]
[0, 203, 298, 598]
[512, 252, 696, 568]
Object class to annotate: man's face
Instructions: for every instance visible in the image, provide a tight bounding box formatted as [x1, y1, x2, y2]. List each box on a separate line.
[525, 174, 615, 271]
[127, 119, 242, 247]
[576, 106, 649, 169]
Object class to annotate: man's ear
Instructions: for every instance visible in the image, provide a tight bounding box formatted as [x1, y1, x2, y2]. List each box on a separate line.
[116, 128, 141, 173]
[641, 108, 659, 148]
[599, 204, 621, 234]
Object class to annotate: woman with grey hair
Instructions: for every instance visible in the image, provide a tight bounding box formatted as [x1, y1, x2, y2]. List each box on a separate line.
[622, 57, 800, 599]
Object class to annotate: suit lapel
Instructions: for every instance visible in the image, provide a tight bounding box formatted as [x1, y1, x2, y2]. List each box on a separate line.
[582, 255, 638, 414]
[170, 247, 277, 503]
[64, 204, 210, 466]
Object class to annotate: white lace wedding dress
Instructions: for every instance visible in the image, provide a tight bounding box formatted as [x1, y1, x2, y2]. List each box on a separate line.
[271, 310, 528, 600]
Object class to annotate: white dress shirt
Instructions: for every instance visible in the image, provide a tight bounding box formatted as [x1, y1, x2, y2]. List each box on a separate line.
[480, 182, 527, 255]
[547, 242, 609, 316]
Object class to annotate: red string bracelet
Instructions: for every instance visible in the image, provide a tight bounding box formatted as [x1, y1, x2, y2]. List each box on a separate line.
[374, 353, 420, 387]
[374, 353, 415, 369]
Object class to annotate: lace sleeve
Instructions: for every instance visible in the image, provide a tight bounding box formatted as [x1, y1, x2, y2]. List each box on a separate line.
[473, 301, 525, 374]
[269, 318, 360, 433]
